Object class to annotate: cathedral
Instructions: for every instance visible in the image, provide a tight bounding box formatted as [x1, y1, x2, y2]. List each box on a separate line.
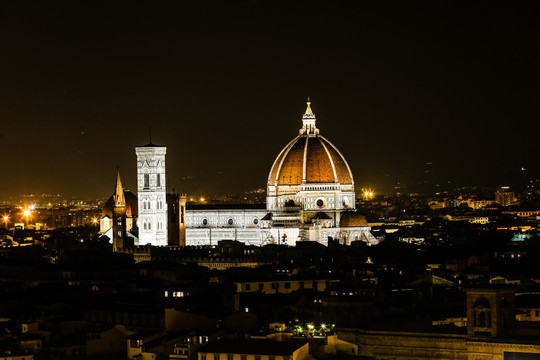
[100, 100, 378, 248]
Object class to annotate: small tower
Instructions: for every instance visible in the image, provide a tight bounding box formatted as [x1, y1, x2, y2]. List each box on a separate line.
[136, 140, 168, 246]
[112, 170, 127, 252]
[466, 286, 516, 338]
[179, 193, 187, 247]
[167, 191, 180, 246]
[166, 191, 187, 247]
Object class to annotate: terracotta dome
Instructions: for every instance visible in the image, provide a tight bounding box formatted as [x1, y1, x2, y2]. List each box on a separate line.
[101, 189, 138, 218]
[268, 100, 353, 187]
[268, 135, 353, 186]
[340, 212, 368, 227]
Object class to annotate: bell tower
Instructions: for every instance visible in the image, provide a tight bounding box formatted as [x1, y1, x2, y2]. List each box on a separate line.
[466, 286, 516, 338]
[112, 170, 127, 252]
[136, 140, 168, 246]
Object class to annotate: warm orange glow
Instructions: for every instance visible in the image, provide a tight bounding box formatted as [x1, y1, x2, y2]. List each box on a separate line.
[23, 209, 31, 217]
[92, 217, 98, 224]
[363, 189, 375, 200]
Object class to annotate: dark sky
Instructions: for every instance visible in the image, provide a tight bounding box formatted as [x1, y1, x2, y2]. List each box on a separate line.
[0, 1, 538, 200]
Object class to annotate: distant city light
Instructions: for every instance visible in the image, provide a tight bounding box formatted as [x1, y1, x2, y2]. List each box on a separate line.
[363, 189, 375, 200]
[23, 209, 31, 217]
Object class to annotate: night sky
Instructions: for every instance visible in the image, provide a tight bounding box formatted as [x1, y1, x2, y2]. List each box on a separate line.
[0, 1, 538, 200]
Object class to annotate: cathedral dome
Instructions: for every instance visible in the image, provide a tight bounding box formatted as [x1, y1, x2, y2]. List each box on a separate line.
[268, 101, 353, 187]
[268, 135, 353, 186]
[102, 189, 138, 218]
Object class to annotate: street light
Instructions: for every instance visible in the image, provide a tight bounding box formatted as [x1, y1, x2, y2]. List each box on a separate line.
[3, 215, 8, 230]
[22, 209, 32, 226]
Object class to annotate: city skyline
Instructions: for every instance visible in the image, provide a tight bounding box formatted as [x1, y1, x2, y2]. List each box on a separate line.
[0, 1, 538, 199]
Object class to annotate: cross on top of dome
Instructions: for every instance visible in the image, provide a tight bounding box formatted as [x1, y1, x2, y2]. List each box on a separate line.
[300, 97, 319, 135]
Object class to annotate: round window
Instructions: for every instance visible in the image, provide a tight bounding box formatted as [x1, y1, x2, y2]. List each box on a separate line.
[202, 218, 208, 226]
[228, 218, 234, 225]
[253, 218, 259, 225]
[316, 199, 325, 208]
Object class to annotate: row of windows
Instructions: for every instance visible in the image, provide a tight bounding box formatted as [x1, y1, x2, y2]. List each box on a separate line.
[201, 218, 259, 226]
[142, 221, 164, 230]
[142, 199, 165, 210]
[243, 280, 328, 291]
[164, 291, 186, 297]
[143, 173, 163, 189]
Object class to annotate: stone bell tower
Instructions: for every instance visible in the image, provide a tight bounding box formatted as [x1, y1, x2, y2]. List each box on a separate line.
[136, 140, 168, 246]
[112, 170, 127, 252]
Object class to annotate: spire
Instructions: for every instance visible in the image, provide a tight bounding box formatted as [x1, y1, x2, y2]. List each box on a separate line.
[303, 97, 316, 119]
[113, 169, 126, 207]
[300, 97, 319, 135]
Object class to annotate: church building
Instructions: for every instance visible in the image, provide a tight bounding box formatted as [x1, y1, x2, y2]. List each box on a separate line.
[100, 100, 378, 248]
[184, 100, 378, 247]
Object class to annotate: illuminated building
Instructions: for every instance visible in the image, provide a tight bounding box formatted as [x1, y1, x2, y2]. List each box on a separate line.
[99, 100, 377, 247]
[100, 171, 138, 246]
[136, 142, 168, 246]
[184, 101, 377, 246]
[112, 170, 128, 252]
[495, 186, 518, 207]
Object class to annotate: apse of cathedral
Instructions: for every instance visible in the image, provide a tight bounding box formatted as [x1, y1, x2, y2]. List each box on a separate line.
[100, 100, 378, 247]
